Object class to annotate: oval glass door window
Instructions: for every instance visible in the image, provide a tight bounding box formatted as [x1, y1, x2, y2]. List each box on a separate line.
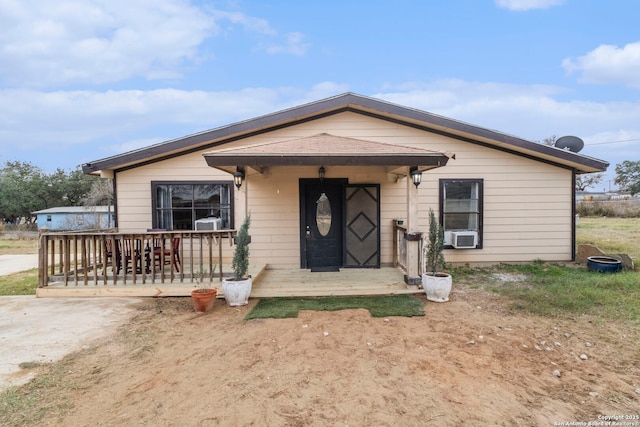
[316, 193, 331, 236]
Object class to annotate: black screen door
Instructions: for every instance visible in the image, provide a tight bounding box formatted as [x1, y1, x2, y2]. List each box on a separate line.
[344, 185, 380, 267]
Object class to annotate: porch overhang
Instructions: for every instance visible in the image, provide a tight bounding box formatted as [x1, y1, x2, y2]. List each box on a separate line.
[203, 133, 453, 176]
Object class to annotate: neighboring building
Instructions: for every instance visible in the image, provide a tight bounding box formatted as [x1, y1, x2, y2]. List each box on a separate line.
[82, 93, 608, 279]
[33, 206, 114, 231]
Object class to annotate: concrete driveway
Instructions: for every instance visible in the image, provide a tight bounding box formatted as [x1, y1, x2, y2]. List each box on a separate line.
[0, 254, 144, 390]
[0, 254, 38, 275]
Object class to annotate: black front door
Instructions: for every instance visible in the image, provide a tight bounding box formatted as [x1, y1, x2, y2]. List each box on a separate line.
[300, 179, 344, 270]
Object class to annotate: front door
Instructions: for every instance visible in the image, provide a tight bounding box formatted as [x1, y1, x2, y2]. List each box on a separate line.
[300, 179, 344, 271]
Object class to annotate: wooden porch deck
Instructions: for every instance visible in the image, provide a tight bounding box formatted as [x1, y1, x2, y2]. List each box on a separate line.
[250, 267, 422, 298]
[36, 266, 423, 298]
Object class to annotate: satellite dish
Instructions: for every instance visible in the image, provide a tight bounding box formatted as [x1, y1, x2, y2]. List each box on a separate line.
[555, 135, 584, 153]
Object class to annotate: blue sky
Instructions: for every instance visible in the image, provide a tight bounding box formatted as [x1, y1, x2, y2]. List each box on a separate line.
[1, 0, 639, 191]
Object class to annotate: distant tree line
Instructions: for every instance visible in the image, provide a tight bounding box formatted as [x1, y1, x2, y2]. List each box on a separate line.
[614, 160, 640, 196]
[0, 161, 113, 224]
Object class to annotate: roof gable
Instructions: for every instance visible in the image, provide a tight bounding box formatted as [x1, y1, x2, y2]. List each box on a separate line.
[82, 92, 608, 175]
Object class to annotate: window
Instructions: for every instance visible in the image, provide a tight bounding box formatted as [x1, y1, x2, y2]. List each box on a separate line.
[439, 179, 483, 248]
[151, 181, 233, 230]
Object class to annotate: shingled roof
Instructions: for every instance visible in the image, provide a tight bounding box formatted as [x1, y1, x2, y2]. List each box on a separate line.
[203, 133, 453, 173]
[82, 92, 608, 175]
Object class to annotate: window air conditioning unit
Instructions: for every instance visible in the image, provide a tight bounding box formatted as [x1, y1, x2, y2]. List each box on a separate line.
[451, 231, 478, 249]
[194, 217, 222, 231]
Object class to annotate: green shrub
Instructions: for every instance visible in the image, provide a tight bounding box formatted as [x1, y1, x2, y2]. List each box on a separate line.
[577, 200, 640, 218]
[231, 214, 251, 279]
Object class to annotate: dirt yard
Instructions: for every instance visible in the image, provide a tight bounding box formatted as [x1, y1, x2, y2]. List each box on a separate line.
[23, 286, 640, 426]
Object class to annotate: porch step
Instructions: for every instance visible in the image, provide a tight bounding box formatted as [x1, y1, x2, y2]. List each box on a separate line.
[248, 267, 422, 298]
[249, 286, 423, 298]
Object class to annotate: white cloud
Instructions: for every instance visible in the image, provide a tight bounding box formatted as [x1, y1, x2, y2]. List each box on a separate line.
[0, 0, 218, 88]
[210, 11, 308, 56]
[495, 0, 565, 11]
[583, 131, 640, 166]
[105, 137, 167, 156]
[0, 88, 259, 149]
[0, 1, 307, 88]
[376, 80, 640, 187]
[376, 79, 577, 138]
[265, 32, 309, 56]
[562, 42, 640, 89]
[210, 10, 276, 35]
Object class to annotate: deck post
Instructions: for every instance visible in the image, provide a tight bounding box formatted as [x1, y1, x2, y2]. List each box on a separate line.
[404, 169, 422, 286]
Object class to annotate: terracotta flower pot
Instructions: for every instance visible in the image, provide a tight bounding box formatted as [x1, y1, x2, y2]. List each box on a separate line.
[191, 288, 217, 312]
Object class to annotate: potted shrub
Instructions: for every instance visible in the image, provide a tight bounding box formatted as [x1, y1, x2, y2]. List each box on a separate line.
[190, 266, 218, 312]
[422, 208, 452, 302]
[191, 287, 217, 312]
[222, 214, 252, 306]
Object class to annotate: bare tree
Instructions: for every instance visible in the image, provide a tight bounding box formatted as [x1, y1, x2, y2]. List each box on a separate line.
[82, 178, 114, 228]
[83, 179, 113, 206]
[541, 135, 557, 146]
[576, 173, 604, 191]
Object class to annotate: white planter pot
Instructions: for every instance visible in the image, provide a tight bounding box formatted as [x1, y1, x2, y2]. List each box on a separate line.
[422, 273, 452, 302]
[221, 278, 252, 306]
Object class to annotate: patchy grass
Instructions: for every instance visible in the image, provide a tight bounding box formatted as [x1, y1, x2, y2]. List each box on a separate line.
[576, 217, 640, 261]
[455, 263, 640, 325]
[458, 216, 639, 324]
[0, 301, 161, 427]
[18, 362, 42, 370]
[245, 295, 425, 319]
[0, 237, 39, 255]
[0, 362, 76, 427]
[0, 270, 38, 296]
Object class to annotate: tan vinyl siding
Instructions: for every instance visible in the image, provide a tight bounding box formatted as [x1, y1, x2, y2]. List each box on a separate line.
[115, 151, 233, 232]
[113, 111, 575, 268]
[245, 169, 299, 268]
[245, 165, 403, 268]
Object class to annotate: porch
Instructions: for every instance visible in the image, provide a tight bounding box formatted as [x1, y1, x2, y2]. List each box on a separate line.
[37, 266, 421, 298]
[36, 226, 423, 298]
[36, 230, 237, 297]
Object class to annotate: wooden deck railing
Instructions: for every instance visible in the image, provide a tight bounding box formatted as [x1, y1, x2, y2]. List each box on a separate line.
[393, 222, 408, 271]
[38, 229, 237, 287]
[392, 221, 424, 276]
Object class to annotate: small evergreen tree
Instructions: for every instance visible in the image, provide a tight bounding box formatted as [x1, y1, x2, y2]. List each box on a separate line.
[425, 208, 445, 274]
[231, 214, 251, 279]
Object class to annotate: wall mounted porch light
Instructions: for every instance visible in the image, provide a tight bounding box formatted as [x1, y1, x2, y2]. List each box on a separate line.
[410, 166, 422, 188]
[318, 166, 326, 182]
[233, 167, 245, 189]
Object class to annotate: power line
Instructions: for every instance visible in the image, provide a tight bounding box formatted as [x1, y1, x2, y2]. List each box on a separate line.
[586, 139, 640, 146]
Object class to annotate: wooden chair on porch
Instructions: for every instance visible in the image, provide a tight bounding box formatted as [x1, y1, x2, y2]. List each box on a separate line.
[152, 236, 181, 272]
[122, 238, 142, 274]
[104, 238, 122, 275]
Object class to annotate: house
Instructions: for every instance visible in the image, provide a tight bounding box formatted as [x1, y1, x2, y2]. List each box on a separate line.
[33, 206, 114, 231]
[81, 93, 608, 285]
